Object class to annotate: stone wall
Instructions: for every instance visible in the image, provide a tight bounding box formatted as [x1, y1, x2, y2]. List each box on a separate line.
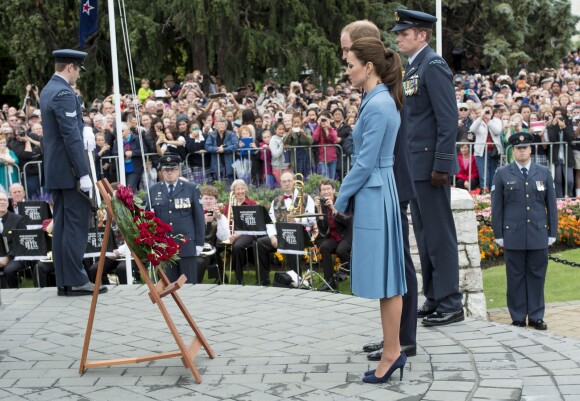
[409, 188, 487, 318]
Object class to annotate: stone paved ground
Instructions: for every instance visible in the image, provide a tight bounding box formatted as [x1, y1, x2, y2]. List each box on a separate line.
[1, 285, 580, 401]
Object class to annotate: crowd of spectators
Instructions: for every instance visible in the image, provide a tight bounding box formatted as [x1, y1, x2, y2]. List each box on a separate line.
[454, 50, 580, 197]
[0, 50, 579, 199]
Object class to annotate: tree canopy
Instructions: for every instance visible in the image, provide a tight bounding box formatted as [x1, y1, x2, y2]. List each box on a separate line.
[0, 0, 576, 104]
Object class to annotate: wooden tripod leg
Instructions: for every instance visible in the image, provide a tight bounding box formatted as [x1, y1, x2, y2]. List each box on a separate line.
[79, 216, 112, 374]
[145, 266, 203, 383]
[156, 268, 216, 360]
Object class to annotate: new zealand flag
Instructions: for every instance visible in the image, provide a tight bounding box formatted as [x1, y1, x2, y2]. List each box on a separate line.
[79, 0, 98, 48]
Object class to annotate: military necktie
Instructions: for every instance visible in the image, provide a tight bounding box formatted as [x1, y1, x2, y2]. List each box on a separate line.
[168, 184, 174, 196]
[521, 167, 528, 179]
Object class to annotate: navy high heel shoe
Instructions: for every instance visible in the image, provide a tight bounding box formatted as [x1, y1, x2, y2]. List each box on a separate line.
[362, 352, 407, 384]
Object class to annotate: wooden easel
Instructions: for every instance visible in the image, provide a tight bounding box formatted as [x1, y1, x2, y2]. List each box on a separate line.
[79, 179, 215, 383]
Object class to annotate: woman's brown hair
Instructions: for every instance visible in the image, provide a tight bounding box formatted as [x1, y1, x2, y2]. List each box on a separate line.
[349, 37, 404, 111]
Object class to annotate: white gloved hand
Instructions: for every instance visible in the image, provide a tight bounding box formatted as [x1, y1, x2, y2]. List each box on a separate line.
[83, 126, 96, 152]
[79, 175, 93, 198]
[196, 246, 203, 256]
[548, 237, 556, 246]
[495, 238, 504, 247]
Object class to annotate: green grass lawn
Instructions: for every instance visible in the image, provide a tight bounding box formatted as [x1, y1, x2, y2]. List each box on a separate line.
[483, 248, 580, 310]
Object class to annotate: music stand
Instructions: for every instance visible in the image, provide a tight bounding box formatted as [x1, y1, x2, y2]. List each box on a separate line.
[16, 201, 52, 229]
[275, 222, 330, 290]
[84, 227, 116, 258]
[231, 205, 271, 284]
[12, 229, 50, 286]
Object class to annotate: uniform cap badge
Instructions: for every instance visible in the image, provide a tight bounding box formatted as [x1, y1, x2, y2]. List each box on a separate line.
[395, 12, 400, 21]
[519, 135, 524, 141]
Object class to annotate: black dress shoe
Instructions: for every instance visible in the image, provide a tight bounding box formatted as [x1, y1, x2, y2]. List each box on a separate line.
[401, 344, 417, 357]
[529, 319, 548, 330]
[422, 309, 465, 327]
[512, 320, 526, 327]
[66, 282, 108, 296]
[417, 303, 437, 318]
[362, 340, 384, 353]
[57, 287, 68, 296]
[367, 344, 416, 361]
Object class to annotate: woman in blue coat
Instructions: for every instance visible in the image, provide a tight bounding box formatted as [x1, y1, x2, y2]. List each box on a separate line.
[334, 37, 407, 384]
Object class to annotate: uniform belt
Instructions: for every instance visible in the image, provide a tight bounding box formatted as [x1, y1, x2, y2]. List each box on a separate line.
[351, 155, 394, 168]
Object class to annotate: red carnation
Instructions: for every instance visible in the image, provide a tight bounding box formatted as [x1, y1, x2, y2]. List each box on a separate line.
[115, 185, 135, 210]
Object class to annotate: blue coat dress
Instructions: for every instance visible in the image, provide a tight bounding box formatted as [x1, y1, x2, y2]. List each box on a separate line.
[334, 84, 406, 299]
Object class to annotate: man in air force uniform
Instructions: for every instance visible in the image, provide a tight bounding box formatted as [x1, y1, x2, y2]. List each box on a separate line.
[148, 154, 205, 283]
[392, 9, 464, 326]
[491, 132, 557, 330]
[40, 49, 103, 296]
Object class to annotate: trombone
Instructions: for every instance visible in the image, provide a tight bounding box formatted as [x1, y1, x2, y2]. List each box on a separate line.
[221, 191, 236, 284]
[287, 173, 305, 221]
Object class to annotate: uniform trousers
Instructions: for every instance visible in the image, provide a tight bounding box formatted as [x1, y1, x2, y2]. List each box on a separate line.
[256, 235, 299, 284]
[51, 188, 91, 287]
[399, 201, 417, 347]
[504, 248, 548, 322]
[410, 181, 463, 312]
[165, 256, 197, 284]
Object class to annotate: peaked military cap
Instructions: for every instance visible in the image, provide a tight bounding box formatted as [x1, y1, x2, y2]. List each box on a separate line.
[158, 153, 181, 169]
[391, 9, 437, 32]
[52, 49, 88, 71]
[508, 132, 534, 147]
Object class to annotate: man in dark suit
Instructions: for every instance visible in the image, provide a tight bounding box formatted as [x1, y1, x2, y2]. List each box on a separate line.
[0, 191, 27, 288]
[491, 133, 558, 330]
[40, 49, 105, 296]
[148, 154, 205, 283]
[392, 9, 464, 326]
[340, 20, 418, 358]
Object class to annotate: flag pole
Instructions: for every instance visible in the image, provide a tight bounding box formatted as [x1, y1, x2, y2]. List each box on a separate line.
[107, 0, 133, 285]
[436, 0, 442, 56]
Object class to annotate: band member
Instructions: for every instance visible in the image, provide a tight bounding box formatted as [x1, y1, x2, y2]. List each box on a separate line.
[148, 154, 205, 283]
[40, 49, 104, 296]
[223, 179, 257, 284]
[197, 185, 230, 283]
[314, 179, 351, 290]
[256, 170, 315, 286]
[392, 9, 464, 326]
[491, 132, 557, 330]
[0, 191, 27, 288]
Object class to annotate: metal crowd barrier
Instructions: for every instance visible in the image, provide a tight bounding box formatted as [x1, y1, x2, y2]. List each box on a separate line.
[455, 140, 575, 198]
[22, 160, 42, 197]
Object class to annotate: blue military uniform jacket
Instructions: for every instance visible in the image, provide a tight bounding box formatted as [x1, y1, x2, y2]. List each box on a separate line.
[148, 180, 205, 257]
[40, 75, 88, 190]
[491, 163, 558, 250]
[403, 46, 459, 180]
